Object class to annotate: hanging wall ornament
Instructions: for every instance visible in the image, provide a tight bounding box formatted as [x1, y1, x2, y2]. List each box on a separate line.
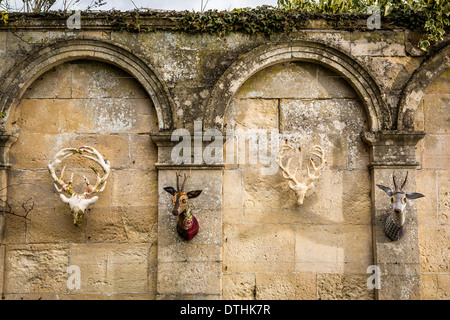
[48, 146, 110, 226]
[277, 140, 326, 205]
[376, 171, 425, 241]
[163, 171, 202, 241]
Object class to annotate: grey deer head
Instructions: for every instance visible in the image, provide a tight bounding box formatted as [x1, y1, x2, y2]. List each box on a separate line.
[376, 171, 425, 241]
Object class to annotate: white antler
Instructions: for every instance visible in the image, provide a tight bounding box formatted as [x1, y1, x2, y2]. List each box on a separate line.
[277, 141, 326, 205]
[48, 148, 80, 195]
[47, 146, 110, 226]
[79, 146, 111, 196]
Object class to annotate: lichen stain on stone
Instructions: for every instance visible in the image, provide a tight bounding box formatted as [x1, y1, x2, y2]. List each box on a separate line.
[95, 99, 136, 133]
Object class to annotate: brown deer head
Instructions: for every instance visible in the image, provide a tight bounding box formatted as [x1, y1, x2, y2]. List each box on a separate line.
[163, 172, 202, 241]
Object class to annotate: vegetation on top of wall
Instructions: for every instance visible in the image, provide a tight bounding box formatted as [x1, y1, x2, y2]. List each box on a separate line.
[0, 10, 7, 25]
[0, 1, 448, 51]
[277, 0, 450, 50]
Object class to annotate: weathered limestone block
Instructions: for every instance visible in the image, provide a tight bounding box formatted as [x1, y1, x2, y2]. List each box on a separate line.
[4, 244, 70, 294]
[317, 273, 374, 300]
[236, 62, 319, 99]
[280, 98, 368, 170]
[416, 169, 438, 224]
[223, 223, 295, 273]
[111, 169, 158, 206]
[71, 61, 149, 99]
[157, 261, 221, 296]
[223, 169, 243, 224]
[342, 170, 372, 225]
[243, 167, 299, 209]
[360, 57, 423, 93]
[438, 170, 450, 224]
[85, 206, 158, 243]
[9, 133, 61, 169]
[7, 169, 54, 207]
[222, 273, 256, 300]
[128, 134, 158, 171]
[419, 224, 450, 273]
[0, 245, 4, 295]
[227, 98, 278, 130]
[350, 31, 405, 57]
[255, 273, 316, 300]
[421, 274, 450, 300]
[62, 134, 131, 170]
[418, 94, 450, 134]
[318, 66, 357, 99]
[19, 99, 64, 134]
[418, 134, 449, 170]
[70, 243, 149, 293]
[285, 30, 351, 55]
[25, 206, 85, 243]
[23, 64, 72, 99]
[423, 68, 450, 94]
[295, 224, 372, 274]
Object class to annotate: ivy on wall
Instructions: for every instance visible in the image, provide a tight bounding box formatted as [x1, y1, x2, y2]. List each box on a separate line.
[0, 10, 7, 25]
[0, 1, 448, 51]
[277, 0, 450, 50]
[103, 1, 449, 51]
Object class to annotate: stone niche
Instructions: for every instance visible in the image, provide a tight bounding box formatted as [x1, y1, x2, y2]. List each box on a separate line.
[3, 59, 159, 299]
[222, 61, 373, 300]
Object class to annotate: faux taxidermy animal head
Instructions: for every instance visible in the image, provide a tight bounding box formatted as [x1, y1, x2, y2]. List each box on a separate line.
[164, 172, 202, 241]
[376, 171, 425, 241]
[48, 146, 110, 226]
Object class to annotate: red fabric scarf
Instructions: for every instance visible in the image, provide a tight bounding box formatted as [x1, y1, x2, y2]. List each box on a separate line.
[177, 215, 199, 241]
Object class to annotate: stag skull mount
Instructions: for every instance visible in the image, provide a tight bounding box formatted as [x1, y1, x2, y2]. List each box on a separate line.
[48, 146, 111, 226]
[277, 140, 326, 205]
[163, 171, 202, 241]
[376, 171, 425, 241]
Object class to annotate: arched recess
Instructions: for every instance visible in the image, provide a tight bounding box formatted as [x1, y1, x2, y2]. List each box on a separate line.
[0, 37, 175, 133]
[397, 43, 450, 131]
[205, 41, 389, 132]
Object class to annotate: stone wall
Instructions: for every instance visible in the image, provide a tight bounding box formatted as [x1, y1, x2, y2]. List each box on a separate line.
[0, 14, 448, 300]
[415, 68, 450, 300]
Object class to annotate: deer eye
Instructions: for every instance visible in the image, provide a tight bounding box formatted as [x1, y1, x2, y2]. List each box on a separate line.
[182, 199, 187, 204]
[402, 197, 406, 205]
[391, 196, 395, 204]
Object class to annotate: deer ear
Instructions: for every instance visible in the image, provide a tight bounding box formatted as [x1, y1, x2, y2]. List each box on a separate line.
[60, 194, 70, 204]
[406, 192, 425, 200]
[87, 196, 99, 206]
[163, 187, 176, 195]
[187, 190, 202, 199]
[376, 184, 394, 196]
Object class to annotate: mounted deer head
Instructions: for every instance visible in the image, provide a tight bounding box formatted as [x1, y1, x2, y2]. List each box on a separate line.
[163, 172, 202, 241]
[277, 140, 326, 205]
[48, 146, 110, 226]
[376, 171, 425, 241]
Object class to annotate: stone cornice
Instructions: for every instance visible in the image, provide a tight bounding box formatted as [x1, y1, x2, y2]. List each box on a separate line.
[361, 131, 426, 168]
[0, 133, 18, 169]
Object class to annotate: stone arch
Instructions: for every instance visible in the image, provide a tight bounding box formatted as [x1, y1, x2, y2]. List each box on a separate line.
[205, 41, 389, 132]
[397, 43, 450, 131]
[0, 37, 175, 132]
